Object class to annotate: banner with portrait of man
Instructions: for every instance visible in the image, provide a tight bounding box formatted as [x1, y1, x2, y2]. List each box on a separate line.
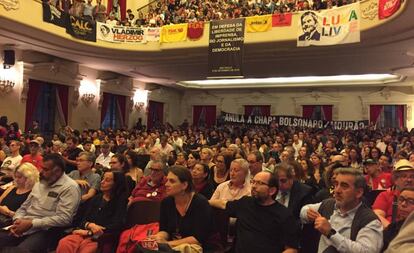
[97, 22, 146, 43]
[297, 2, 360, 47]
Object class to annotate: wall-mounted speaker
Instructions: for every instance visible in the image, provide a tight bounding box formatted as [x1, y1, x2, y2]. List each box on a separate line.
[3, 50, 15, 66]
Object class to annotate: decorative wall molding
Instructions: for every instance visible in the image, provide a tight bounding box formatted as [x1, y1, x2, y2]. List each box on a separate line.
[98, 91, 103, 110]
[29, 62, 83, 87]
[72, 87, 80, 107]
[360, 88, 414, 120]
[21, 62, 34, 103]
[293, 91, 341, 119]
[0, 0, 19, 11]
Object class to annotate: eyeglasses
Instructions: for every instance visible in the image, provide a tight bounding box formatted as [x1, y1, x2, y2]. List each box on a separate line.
[250, 179, 269, 186]
[216, 160, 224, 163]
[150, 168, 163, 173]
[399, 174, 414, 180]
[278, 178, 288, 184]
[398, 196, 414, 206]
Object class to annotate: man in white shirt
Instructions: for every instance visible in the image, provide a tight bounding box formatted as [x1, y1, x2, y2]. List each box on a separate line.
[1, 140, 22, 180]
[292, 134, 303, 159]
[95, 142, 114, 170]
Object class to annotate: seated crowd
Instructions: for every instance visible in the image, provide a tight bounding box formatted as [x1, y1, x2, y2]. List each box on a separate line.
[46, 0, 360, 27]
[0, 115, 413, 253]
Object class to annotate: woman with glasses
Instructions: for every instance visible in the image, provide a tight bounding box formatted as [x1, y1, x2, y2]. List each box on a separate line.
[210, 152, 233, 189]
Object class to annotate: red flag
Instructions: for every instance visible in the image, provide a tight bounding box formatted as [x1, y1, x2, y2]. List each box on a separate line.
[379, 0, 401, 19]
[187, 21, 204, 40]
[272, 13, 292, 27]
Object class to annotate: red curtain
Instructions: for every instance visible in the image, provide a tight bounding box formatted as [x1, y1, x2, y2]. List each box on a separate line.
[396, 105, 405, 128]
[193, 106, 217, 127]
[322, 105, 333, 121]
[106, 0, 127, 20]
[116, 94, 127, 128]
[244, 105, 271, 116]
[148, 100, 164, 130]
[302, 105, 315, 119]
[100, 92, 111, 124]
[56, 85, 69, 125]
[25, 80, 43, 132]
[370, 105, 383, 124]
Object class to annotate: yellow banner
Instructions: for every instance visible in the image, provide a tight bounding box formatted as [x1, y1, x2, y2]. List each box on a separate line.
[246, 15, 272, 33]
[160, 23, 188, 43]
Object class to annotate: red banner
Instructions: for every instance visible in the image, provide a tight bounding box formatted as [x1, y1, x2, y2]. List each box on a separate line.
[272, 13, 292, 27]
[187, 21, 204, 40]
[379, 0, 401, 19]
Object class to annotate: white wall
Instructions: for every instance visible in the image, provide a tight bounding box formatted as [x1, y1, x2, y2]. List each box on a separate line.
[2, 55, 414, 131]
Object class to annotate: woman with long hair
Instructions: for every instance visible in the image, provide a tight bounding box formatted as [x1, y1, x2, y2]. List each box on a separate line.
[210, 152, 233, 189]
[125, 150, 144, 186]
[57, 171, 128, 253]
[191, 163, 214, 199]
[110, 154, 133, 194]
[187, 151, 200, 171]
[310, 153, 326, 190]
[349, 146, 362, 170]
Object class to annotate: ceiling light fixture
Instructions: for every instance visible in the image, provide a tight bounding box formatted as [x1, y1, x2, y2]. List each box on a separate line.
[177, 74, 402, 89]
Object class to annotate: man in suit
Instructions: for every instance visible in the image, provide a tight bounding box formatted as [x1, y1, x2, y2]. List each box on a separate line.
[274, 163, 314, 219]
[298, 11, 321, 41]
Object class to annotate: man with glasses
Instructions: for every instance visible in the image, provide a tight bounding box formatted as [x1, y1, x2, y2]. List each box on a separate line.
[68, 152, 100, 203]
[382, 187, 414, 251]
[129, 160, 167, 204]
[274, 163, 313, 219]
[373, 159, 414, 227]
[247, 151, 266, 177]
[209, 171, 300, 253]
[1, 140, 22, 181]
[300, 168, 383, 253]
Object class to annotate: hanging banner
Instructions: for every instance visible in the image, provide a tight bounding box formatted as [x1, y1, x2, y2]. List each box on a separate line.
[379, 0, 401, 19]
[97, 22, 146, 43]
[160, 23, 188, 43]
[42, 2, 67, 28]
[65, 15, 96, 42]
[145, 27, 161, 42]
[219, 111, 369, 130]
[246, 15, 272, 33]
[297, 2, 360, 47]
[188, 21, 205, 40]
[272, 13, 292, 27]
[208, 18, 245, 78]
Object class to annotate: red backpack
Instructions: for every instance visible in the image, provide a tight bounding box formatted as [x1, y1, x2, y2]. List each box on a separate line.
[116, 222, 160, 253]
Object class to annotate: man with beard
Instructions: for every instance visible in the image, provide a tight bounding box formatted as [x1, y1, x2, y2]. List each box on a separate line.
[209, 171, 300, 253]
[300, 168, 383, 253]
[0, 153, 81, 252]
[298, 11, 321, 41]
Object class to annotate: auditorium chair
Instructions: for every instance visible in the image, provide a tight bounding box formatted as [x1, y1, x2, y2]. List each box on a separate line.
[97, 200, 161, 253]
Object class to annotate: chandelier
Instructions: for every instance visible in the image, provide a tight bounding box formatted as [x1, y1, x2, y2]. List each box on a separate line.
[0, 67, 15, 94]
